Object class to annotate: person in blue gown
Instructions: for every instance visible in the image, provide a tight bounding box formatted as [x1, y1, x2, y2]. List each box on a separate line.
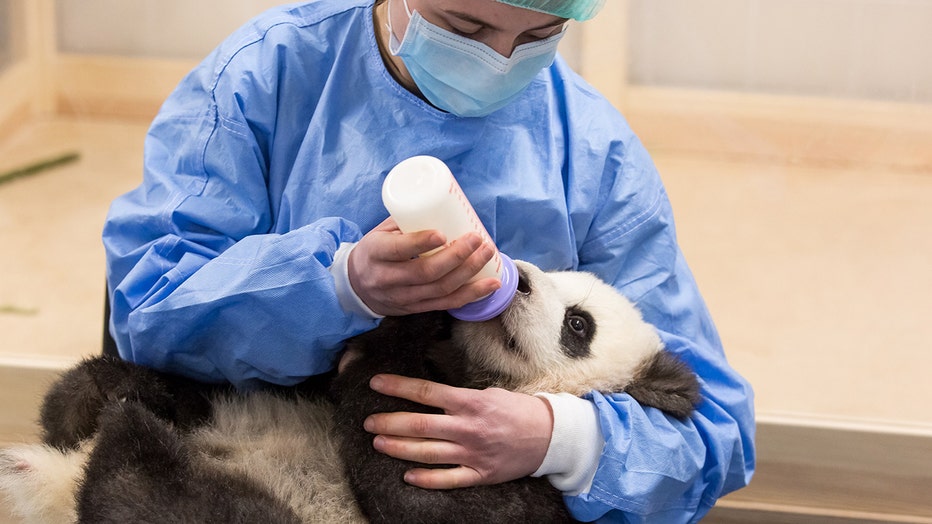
[103, 0, 755, 521]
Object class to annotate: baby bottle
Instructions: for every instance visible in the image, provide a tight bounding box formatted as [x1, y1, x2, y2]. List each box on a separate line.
[381, 155, 519, 321]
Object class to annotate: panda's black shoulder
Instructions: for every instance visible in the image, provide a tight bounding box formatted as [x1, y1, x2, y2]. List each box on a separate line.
[340, 311, 463, 383]
[349, 312, 453, 353]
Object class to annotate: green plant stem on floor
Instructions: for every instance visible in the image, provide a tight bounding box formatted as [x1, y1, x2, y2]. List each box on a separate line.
[0, 152, 80, 187]
[0, 305, 39, 316]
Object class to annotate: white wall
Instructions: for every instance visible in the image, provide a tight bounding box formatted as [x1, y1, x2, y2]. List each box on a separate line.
[55, 0, 284, 59]
[54, 0, 585, 63]
[52, 0, 932, 104]
[629, 0, 932, 103]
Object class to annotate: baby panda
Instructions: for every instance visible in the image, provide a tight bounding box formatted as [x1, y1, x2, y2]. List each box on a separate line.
[0, 260, 700, 523]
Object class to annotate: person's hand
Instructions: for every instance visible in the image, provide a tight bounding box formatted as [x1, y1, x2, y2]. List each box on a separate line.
[363, 374, 554, 489]
[348, 218, 501, 316]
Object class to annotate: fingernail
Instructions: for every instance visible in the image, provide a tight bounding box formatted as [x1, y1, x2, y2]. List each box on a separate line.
[370, 375, 383, 390]
[364, 416, 375, 432]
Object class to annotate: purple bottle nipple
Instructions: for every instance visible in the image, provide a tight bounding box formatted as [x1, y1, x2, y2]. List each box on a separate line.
[448, 253, 519, 322]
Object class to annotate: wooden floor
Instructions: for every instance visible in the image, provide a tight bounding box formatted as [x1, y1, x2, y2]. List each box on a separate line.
[1, 96, 930, 521]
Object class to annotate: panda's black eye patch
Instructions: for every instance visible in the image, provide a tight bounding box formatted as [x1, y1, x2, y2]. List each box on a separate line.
[560, 307, 595, 359]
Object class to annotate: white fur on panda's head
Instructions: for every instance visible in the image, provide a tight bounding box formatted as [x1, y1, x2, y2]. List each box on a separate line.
[453, 261, 700, 417]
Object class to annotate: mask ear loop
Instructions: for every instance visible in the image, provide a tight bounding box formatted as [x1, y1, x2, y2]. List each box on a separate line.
[385, 0, 413, 39]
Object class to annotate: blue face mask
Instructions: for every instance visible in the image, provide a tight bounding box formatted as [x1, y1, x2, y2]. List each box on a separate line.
[387, 0, 565, 118]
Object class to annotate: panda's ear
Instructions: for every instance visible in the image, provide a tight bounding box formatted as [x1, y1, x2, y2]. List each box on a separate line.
[625, 351, 701, 419]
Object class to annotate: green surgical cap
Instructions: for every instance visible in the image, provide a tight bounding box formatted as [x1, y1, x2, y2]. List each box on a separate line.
[494, 0, 606, 21]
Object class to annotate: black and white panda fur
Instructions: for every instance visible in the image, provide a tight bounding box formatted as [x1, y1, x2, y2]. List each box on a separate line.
[0, 260, 700, 523]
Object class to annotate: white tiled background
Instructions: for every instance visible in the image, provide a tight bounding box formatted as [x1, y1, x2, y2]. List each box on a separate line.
[629, 0, 932, 103]
[49, 0, 932, 104]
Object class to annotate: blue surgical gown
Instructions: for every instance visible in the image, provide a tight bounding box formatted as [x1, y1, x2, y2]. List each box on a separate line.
[102, 0, 755, 521]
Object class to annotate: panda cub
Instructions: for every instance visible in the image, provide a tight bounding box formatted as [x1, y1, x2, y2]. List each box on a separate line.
[0, 260, 700, 523]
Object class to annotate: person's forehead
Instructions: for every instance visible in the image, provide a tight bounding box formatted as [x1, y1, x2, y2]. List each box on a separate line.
[422, 0, 566, 27]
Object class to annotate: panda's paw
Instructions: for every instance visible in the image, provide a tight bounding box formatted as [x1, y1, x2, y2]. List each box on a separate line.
[77, 402, 191, 519]
[0, 444, 88, 524]
[92, 400, 189, 472]
[39, 356, 177, 449]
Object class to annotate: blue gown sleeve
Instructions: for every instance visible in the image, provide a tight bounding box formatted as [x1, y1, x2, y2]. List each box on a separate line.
[102, 45, 380, 390]
[568, 136, 756, 522]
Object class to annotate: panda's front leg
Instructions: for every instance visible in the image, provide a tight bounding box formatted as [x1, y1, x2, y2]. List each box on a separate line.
[77, 401, 303, 524]
[40, 356, 218, 449]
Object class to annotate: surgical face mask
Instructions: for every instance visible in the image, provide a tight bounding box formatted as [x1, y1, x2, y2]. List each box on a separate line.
[386, 0, 565, 118]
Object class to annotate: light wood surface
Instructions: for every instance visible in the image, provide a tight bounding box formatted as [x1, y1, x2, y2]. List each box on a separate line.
[54, 54, 198, 119]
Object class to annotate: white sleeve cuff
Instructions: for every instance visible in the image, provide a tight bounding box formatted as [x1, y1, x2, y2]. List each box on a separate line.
[531, 392, 604, 496]
[329, 242, 384, 320]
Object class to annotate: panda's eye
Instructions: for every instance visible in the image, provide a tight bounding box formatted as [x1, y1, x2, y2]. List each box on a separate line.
[561, 308, 595, 359]
[566, 315, 588, 337]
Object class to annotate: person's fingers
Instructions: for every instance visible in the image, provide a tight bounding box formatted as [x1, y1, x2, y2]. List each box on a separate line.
[369, 374, 469, 412]
[370, 217, 399, 232]
[372, 435, 466, 465]
[399, 233, 488, 281]
[388, 276, 500, 313]
[365, 379, 554, 489]
[365, 411, 451, 440]
[373, 228, 447, 263]
[402, 466, 484, 490]
[419, 239, 496, 294]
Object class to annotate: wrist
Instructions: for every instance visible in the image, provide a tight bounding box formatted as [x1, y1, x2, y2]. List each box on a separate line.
[330, 242, 383, 320]
[528, 393, 556, 474]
